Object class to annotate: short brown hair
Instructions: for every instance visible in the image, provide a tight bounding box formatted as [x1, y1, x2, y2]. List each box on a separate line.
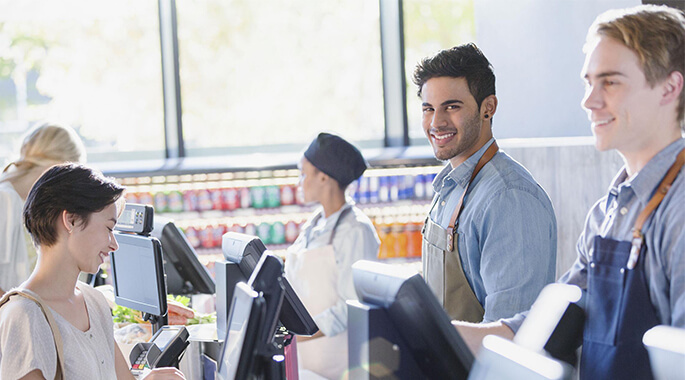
[585, 5, 685, 130]
[24, 164, 124, 247]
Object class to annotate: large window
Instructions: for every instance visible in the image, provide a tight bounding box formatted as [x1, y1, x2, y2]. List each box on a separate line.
[0, 0, 165, 163]
[403, 0, 475, 143]
[175, 0, 385, 156]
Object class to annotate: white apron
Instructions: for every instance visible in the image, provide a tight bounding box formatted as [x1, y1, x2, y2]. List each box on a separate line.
[285, 208, 351, 380]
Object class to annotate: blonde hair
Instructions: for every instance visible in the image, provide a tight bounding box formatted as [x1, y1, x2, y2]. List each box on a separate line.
[1, 123, 87, 183]
[585, 5, 685, 130]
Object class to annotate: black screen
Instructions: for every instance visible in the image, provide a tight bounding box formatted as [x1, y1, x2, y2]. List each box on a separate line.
[157, 221, 215, 295]
[387, 274, 474, 378]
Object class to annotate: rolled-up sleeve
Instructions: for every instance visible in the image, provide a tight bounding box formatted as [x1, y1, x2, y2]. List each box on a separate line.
[476, 187, 557, 322]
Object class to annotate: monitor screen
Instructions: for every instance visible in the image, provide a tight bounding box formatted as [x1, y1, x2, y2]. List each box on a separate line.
[222, 232, 318, 336]
[246, 253, 285, 345]
[111, 232, 168, 317]
[154, 220, 215, 295]
[217, 282, 265, 380]
[352, 260, 473, 379]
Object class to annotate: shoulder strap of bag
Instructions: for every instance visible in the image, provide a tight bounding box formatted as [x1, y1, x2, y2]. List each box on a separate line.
[0, 289, 66, 380]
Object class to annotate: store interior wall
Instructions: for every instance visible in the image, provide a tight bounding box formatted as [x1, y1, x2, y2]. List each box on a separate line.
[474, 0, 636, 277]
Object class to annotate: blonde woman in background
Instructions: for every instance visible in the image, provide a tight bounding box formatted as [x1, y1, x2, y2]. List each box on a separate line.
[0, 123, 86, 297]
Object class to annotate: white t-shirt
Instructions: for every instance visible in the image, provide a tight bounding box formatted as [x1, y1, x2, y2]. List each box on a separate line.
[0, 282, 117, 379]
[0, 181, 30, 291]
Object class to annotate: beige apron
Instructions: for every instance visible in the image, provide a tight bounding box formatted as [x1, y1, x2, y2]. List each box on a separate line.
[422, 142, 499, 322]
[285, 208, 352, 380]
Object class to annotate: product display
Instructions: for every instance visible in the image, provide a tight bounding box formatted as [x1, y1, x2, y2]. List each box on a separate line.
[118, 166, 441, 260]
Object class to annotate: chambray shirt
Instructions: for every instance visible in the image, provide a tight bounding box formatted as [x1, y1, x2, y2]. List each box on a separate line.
[286, 201, 380, 336]
[429, 138, 557, 322]
[503, 138, 685, 332]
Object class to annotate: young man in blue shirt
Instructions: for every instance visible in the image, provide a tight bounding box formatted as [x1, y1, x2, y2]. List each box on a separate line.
[414, 44, 558, 323]
[455, 6, 685, 380]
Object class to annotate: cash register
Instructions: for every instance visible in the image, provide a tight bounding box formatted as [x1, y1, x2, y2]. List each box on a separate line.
[111, 204, 190, 376]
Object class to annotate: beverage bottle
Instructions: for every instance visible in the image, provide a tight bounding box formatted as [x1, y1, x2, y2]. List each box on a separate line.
[265, 185, 281, 208]
[251, 186, 266, 209]
[280, 184, 296, 206]
[376, 220, 390, 259]
[210, 188, 223, 210]
[138, 191, 154, 207]
[168, 190, 184, 212]
[271, 221, 286, 245]
[183, 190, 198, 212]
[414, 174, 426, 200]
[240, 187, 251, 209]
[183, 226, 201, 248]
[197, 189, 213, 212]
[223, 187, 240, 210]
[125, 192, 139, 204]
[285, 220, 299, 244]
[257, 221, 272, 245]
[358, 176, 370, 204]
[369, 176, 379, 204]
[393, 221, 408, 258]
[378, 176, 389, 203]
[389, 176, 399, 202]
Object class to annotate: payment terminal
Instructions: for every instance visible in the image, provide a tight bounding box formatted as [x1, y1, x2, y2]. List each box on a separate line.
[130, 325, 190, 375]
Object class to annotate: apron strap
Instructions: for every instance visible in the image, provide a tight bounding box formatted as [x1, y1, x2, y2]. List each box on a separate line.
[328, 206, 353, 245]
[306, 206, 354, 247]
[446, 141, 499, 251]
[0, 289, 66, 380]
[627, 147, 685, 269]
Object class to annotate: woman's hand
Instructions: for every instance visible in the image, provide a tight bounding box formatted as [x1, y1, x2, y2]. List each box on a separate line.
[141, 367, 186, 379]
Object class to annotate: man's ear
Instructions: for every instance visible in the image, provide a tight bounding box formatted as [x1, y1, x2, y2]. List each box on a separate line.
[660, 70, 684, 107]
[481, 95, 498, 119]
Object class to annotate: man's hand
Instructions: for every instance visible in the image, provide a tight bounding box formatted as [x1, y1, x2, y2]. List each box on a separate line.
[452, 320, 515, 354]
[167, 299, 195, 325]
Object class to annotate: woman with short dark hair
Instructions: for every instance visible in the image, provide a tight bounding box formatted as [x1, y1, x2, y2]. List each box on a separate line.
[0, 163, 184, 380]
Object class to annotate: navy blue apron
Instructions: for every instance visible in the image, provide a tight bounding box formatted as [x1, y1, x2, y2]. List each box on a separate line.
[580, 147, 685, 380]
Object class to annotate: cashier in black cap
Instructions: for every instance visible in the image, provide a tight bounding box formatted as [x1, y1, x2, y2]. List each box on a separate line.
[284, 133, 380, 380]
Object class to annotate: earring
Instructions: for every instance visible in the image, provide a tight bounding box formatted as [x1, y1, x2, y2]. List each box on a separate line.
[484, 114, 489, 119]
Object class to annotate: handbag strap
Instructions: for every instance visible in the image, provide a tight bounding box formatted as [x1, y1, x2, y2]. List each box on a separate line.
[0, 289, 66, 380]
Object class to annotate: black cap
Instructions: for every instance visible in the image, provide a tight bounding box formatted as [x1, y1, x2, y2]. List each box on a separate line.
[303, 133, 367, 188]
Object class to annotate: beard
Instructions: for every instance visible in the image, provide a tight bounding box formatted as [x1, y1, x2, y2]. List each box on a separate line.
[432, 110, 482, 161]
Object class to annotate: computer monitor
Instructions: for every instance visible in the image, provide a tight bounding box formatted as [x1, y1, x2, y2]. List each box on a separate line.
[152, 219, 215, 295]
[216, 282, 266, 380]
[468, 335, 573, 380]
[643, 325, 685, 380]
[111, 232, 168, 318]
[221, 232, 317, 336]
[351, 260, 473, 379]
[246, 253, 286, 345]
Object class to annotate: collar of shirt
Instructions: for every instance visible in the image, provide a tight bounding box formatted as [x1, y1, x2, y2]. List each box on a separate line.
[306, 201, 354, 242]
[431, 138, 496, 194]
[608, 138, 685, 208]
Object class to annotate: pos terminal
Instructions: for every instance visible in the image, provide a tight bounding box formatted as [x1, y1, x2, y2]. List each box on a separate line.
[111, 204, 190, 374]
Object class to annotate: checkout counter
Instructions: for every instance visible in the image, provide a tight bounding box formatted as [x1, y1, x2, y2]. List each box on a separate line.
[111, 204, 685, 380]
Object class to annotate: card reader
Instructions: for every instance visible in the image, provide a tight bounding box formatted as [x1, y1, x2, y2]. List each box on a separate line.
[116, 203, 154, 235]
[129, 325, 190, 375]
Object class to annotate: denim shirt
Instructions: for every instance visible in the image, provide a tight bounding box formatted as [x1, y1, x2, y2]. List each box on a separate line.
[503, 138, 685, 333]
[429, 138, 557, 322]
